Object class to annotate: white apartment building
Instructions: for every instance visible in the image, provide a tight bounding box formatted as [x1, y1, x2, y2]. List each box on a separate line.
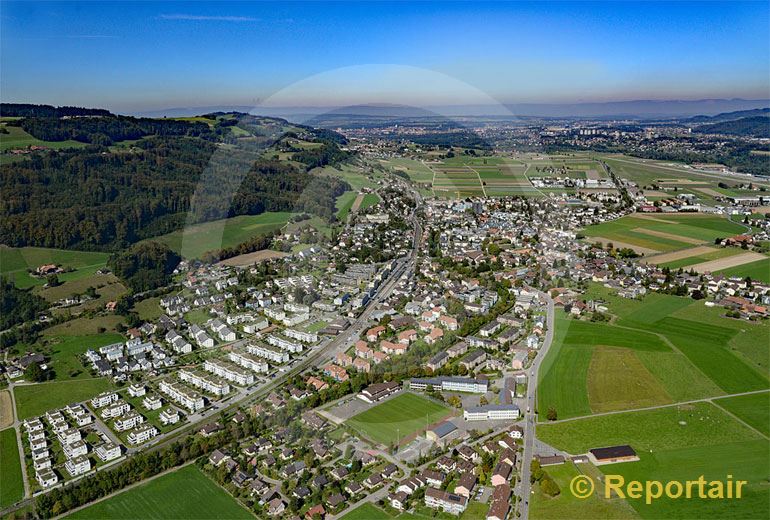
[284, 329, 318, 343]
[57, 427, 81, 446]
[65, 455, 91, 477]
[96, 442, 121, 462]
[463, 404, 521, 422]
[91, 392, 119, 409]
[266, 334, 303, 353]
[159, 408, 180, 425]
[143, 395, 163, 410]
[62, 440, 88, 459]
[101, 400, 131, 420]
[127, 424, 158, 445]
[246, 343, 289, 363]
[159, 380, 205, 412]
[127, 384, 146, 397]
[114, 411, 145, 432]
[36, 468, 58, 488]
[178, 369, 230, 396]
[203, 359, 254, 386]
[228, 350, 269, 373]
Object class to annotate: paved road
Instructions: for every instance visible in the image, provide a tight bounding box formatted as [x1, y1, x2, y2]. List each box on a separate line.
[517, 290, 555, 520]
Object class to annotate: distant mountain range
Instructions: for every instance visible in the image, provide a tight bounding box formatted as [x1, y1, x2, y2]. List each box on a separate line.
[131, 98, 770, 121]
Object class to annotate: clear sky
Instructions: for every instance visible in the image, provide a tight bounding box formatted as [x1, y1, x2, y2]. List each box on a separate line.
[1, 1, 768, 112]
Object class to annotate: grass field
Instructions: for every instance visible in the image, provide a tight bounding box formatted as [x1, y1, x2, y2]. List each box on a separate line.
[716, 256, 770, 282]
[42, 315, 125, 336]
[0, 427, 24, 509]
[335, 191, 358, 220]
[346, 392, 453, 446]
[0, 125, 86, 152]
[713, 391, 770, 436]
[341, 503, 393, 520]
[531, 461, 637, 520]
[655, 247, 744, 269]
[66, 464, 252, 519]
[539, 286, 768, 421]
[539, 400, 769, 519]
[0, 246, 110, 289]
[44, 334, 124, 381]
[150, 211, 294, 259]
[15, 378, 115, 420]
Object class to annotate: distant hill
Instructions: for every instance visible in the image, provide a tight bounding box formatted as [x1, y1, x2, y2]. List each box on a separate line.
[686, 107, 770, 123]
[0, 103, 112, 118]
[692, 116, 770, 138]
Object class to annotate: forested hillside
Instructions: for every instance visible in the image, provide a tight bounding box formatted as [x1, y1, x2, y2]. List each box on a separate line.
[693, 115, 770, 138]
[0, 107, 352, 251]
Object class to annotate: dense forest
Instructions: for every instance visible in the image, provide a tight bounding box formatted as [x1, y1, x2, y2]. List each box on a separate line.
[17, 115, 215, 144]
[108, 242, 181, 292]
[0, 103, 112, 118]
[0, 276, 47, 330]
[1, 109, 352, 251]
[692, 115, 770, 138]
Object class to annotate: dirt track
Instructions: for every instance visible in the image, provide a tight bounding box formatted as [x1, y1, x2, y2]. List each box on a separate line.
[644, 246, 718, 265]
[689, 252, 767, 273]
[217, 249, 289, 267]
[0, 390, 14, 429]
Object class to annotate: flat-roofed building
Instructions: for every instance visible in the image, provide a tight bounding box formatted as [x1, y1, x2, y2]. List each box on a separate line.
[159, 379, 205, 412]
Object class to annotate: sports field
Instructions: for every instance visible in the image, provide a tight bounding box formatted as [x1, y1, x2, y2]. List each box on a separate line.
[538, 403, 769, 520]
[15, 377, 115, 420]
[345, 392, 453, 446]
[538, 286, 769, 420]
[150, 211, 294, 259]
[713, 391, 770, 436]
[0, 427, 24, 509]
[67, 464, 252, 519]
[0, 246, 110, 289]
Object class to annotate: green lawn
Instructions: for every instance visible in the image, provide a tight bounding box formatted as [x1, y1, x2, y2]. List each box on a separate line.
[132, 297, 163, 321]
[713, 392, 770, 437]
[15, 378, 115, 420]
[150, 211, 294, 259]
[346, 392, 453, 446]
[336, 191, 358, 220]
[657, 247, 744, 269]
[66, 464, 252, 519]
[341, 503, 393, 520]
[0, 427, 24, 509]
[0, 246, 110, 289]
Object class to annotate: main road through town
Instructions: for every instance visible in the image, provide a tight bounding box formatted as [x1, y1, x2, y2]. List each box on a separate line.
[516, 289, 555, 520]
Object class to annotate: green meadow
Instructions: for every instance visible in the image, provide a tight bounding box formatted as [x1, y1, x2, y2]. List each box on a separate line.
[0, 125, 86, 152]
[539, 401, 769, 520]
[0, 246, 110, 289]
[713, 391, 770, 436]
[150, 211, 294, 259]
[67, 464, 252, 519]
[0, 427, 24, 509]
[15, 378, 115, 420]
[538, 286, 768, 421]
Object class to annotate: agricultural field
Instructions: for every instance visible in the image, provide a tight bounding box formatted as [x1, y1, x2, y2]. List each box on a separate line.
[14, 377, 115, 420]
[583, 213, 745, 255]
[0, 124, 86, 152]
[149, 211, 295, 259]
[378, 157, 434, 184]
[0, 246, 110, 289]
[66, 464, 252, 520]
[538, 286, 769, 421]
[652, 246, 744, 269]
[713, 391, 770, 436]
[345, 392, 453, 446]
[715, 255, 770, 282]
[0, 427, 24, 509]
[531, 461, 637, 520]
[538, 403, 768, 520]
[42, 315, 125, 336]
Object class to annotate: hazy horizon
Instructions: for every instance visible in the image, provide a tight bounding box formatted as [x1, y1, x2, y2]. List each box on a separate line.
[2, 1, 768, 113]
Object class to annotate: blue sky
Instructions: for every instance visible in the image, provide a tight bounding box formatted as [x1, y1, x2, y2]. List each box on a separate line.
[1, 1, 768, 112]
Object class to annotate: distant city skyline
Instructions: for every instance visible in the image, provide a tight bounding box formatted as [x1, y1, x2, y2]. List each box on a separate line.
[1, 1, 768, 113]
